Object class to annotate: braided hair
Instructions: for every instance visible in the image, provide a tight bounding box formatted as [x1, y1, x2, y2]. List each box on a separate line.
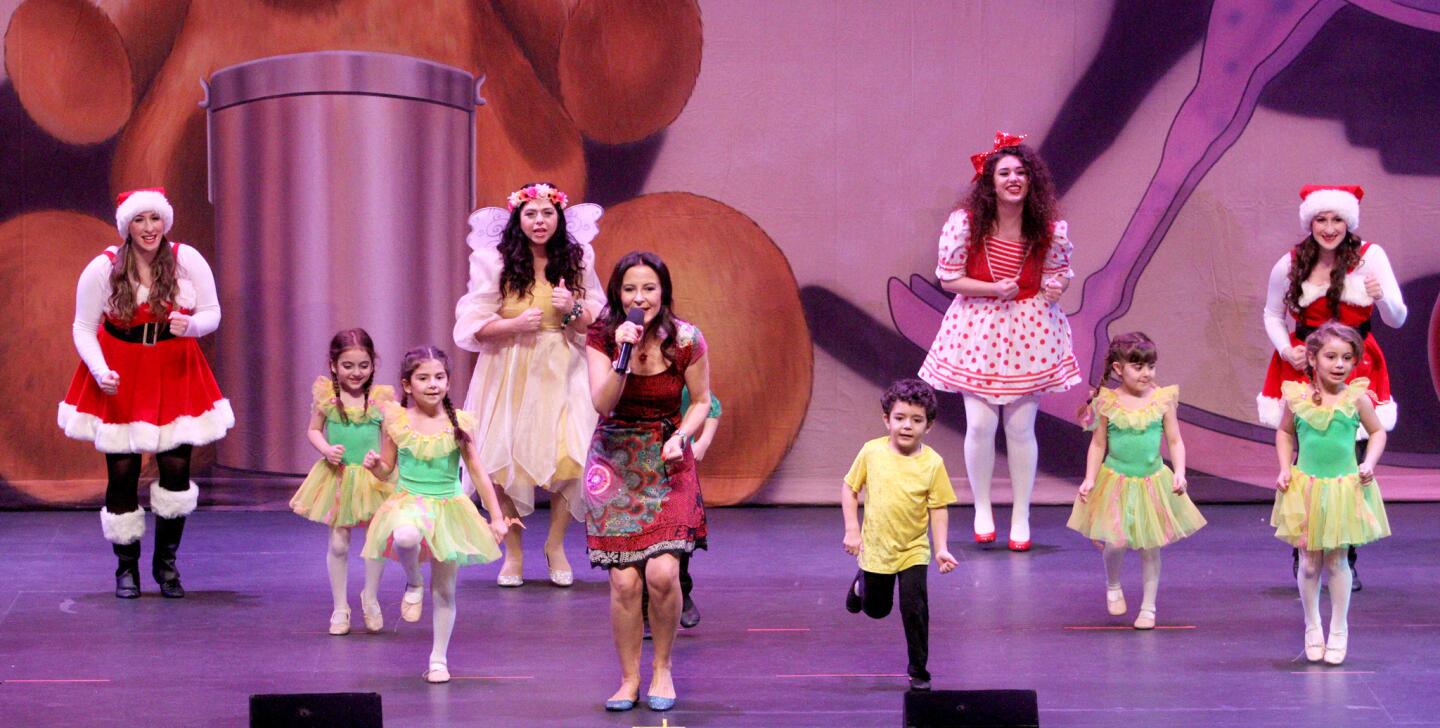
[1076, 332, 1158, 421]
[399, 346, 470, 445]
[327, 328, 378, 424]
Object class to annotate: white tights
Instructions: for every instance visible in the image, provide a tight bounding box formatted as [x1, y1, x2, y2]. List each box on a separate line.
[1104, 544, 1161, 611]
[392, 525, 459, 669]
[1298, 549, 1351, 639]
[962, 394, 1039, 542]
[327, 527, 385, 612]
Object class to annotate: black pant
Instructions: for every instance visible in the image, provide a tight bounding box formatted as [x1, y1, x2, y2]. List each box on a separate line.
[104, 445, 193, 513]
[856, 566, 929, 681]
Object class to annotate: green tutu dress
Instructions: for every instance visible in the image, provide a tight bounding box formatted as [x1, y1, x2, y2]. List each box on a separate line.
[290, 377, 397, 527]
[1271, 379, 1391, 550]
[1067, 385, 1207, 549]
[362, 403, 501, 565]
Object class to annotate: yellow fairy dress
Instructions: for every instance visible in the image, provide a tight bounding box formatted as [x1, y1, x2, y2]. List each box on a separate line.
[1066, 386, 1207, 549]
[361, 403, 501, 565]
[1271, 379, 1391, 550]
[454, 248, 602, 522]
[289, 377, 396, 527]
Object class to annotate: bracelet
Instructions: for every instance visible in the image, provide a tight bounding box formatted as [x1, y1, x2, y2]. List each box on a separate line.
[561, 301, 584, 326]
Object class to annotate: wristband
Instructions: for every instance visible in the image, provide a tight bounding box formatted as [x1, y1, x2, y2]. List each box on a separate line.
[562, 301, 584, 326]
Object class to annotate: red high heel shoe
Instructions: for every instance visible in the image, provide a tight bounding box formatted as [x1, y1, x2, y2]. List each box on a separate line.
[974, 531, 996, 543]
[1007, 539, 1031, 552]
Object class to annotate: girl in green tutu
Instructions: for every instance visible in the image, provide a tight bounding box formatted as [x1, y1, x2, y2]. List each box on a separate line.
[361, 346, 515, 682]
[290, 328, 396, 636]
[1272, 322, 1390, 666]
[1067, 332, 1206, 630]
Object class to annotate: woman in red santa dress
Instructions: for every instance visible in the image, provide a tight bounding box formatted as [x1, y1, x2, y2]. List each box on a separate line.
[1258, 184, 1407, 590]
[58, 188, 234, 599]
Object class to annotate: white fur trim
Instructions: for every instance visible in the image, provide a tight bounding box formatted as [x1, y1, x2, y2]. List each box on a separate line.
[1299, 188, 1359, 232]
[57, 399, 234, 454]
[115, 190, 175, 239]
[1256, 395, 1284, 427]
[150, 481, 199, 519]
[100, 507, 146, 545]
[1296, 275, 1372, 309]
[1375, 400, 1397, 432]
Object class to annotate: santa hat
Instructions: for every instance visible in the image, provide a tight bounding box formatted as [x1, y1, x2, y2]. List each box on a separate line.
[1298, 184, 1362, 233]
[114, 188, 174, 239]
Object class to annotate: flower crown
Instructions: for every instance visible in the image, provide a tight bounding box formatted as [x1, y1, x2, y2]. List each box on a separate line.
[506, 183, 569, 211]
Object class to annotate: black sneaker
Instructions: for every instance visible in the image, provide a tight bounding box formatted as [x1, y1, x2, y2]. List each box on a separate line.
[845, 573, 863, 614]
[680, 596, 701, 629]
[908, 677, 931, 692]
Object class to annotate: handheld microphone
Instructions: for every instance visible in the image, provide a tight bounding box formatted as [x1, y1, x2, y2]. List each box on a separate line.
[613, 307, 647, 373]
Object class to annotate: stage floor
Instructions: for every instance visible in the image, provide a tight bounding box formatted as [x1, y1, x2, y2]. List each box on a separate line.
[1, 504, 1437, 727]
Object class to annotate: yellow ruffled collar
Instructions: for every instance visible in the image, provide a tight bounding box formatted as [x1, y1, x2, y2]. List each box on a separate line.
[311, 376, 393, 422]
[382, 401, 475, 458]
[1090, 385, 1178, 431]
[1282, 378, 1369, 431]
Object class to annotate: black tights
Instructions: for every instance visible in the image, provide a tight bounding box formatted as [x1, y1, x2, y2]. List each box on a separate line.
[104, 445, 193, 513]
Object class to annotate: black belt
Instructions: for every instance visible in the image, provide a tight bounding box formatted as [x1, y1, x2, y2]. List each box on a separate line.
[104, 320, 176, 345]
[1295, 319, 1371, 342]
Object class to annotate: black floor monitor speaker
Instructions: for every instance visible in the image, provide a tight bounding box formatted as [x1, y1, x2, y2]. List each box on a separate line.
[249, 691, 383, 728]
[903, 689, 1039, 727]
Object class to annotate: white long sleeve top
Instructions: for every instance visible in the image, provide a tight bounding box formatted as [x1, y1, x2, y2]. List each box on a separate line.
[1261, 243, 1407, 355]
[71, 244, 221, 381]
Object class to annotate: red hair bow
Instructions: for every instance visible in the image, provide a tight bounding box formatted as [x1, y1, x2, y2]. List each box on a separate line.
[970, 131, 1028, 180]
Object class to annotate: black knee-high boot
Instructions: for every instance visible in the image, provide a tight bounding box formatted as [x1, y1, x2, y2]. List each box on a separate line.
[149, 482, 198, 599]
[113, 542, 142, 599]
[101, 507, 146, 599]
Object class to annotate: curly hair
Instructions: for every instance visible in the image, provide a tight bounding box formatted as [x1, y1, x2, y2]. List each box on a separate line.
[106, 234, 179, 323]
[960, 144, 1060, 266]
[882, 378, 938, 422]
[496, 182, 586, 304]
[594, 251, 679, 365]
[1284, 232, 1363, 317]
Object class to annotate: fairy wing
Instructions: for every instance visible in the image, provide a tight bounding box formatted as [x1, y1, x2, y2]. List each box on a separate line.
[465, 207, 511, 251]
[564, 203, 604, 248]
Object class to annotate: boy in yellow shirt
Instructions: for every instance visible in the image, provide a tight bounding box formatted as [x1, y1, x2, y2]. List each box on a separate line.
[841, 378, 957, 692]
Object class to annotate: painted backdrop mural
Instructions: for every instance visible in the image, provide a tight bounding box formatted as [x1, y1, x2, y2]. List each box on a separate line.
[3, 0, 1437, 508]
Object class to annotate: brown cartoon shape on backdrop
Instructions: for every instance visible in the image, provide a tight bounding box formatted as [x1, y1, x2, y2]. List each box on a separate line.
[0, 212, 115, 503]
[6, 1, 809, 504]
[591, 193, 812, 506]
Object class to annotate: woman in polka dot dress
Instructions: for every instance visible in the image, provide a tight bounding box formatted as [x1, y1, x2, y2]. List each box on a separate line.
[918, 132, 1082, 551]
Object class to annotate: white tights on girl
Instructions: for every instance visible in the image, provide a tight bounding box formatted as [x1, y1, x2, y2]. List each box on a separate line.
[1103, 544, 1161, 614]
[962, 394, 1039, 542]
[391, 525, 457, 674]
[1298, 549, 1351, 657]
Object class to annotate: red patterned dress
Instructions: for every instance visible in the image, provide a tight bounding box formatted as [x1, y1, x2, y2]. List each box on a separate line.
[919, 210, 1081, 403]
[583, 319, 708, 568]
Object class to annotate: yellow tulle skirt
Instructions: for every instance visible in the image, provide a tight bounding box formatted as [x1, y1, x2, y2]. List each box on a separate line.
[1067, 465, 1207, 549]
[1271, 466, 1391, 550]
[289, 461, 394, 528]
[361, 490, 501, 565]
